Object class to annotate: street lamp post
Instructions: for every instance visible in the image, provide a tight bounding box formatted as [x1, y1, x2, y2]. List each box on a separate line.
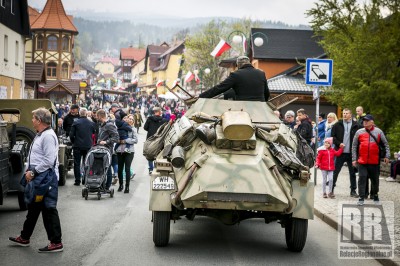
[227, 30, 269, 56]
[194, 68, 210, 94]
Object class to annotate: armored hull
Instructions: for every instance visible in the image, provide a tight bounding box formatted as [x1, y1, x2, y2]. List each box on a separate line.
[148, 98, 314, 251]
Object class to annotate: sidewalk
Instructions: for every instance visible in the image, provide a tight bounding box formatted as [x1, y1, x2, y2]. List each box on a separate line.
[313, 162, 400, 265]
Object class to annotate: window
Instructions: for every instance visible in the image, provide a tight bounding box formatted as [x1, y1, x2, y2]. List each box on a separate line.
[124, 60, 131, 67]
[15, 41, 19, 65]
[123, 73, 131, 80]
[4, 35, 8, 62]
[47, 36, 58, 50]
[62, 36, 69, 51]
[37, 35, 43, 50]
[47, 62, 57, 78]
[61, 63, 69, 79]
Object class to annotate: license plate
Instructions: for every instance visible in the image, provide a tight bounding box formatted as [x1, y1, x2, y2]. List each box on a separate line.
[152, 176, 175, 190]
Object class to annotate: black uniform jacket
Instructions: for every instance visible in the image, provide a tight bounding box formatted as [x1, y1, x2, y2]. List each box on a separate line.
[199, 64, 270, 102]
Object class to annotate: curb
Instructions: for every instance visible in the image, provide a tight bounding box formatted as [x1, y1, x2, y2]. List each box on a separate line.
[314, 207, 399, 266]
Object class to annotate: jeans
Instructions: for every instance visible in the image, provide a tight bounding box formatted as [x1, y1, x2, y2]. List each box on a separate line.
[333, 153, 357, 191]
[111, 154, 118, 176]
[21, 202, 62, 244]
[358, 164, 380, 198]
[106, 167, 112, 189]
[148, 160, 154, 171]
[117, 152, 134, 186]
[73, 148, 89, 184]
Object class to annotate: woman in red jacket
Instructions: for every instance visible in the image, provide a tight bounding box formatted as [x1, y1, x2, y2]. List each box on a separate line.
[315, 137, 344, 198]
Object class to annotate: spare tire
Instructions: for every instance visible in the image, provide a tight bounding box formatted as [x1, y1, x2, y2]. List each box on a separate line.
[15, 127, 35, 153]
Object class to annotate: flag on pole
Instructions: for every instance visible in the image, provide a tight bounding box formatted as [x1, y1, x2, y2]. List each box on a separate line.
[242, 34, 247, 54]
[194, 74, 200, 84]
[210, 39, 231, 57]
[156, 80, 164, 87]
[172, 78, 180, 87]
[184, 71, 194, 83]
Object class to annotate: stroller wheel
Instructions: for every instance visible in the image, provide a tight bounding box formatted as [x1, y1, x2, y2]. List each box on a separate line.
[97, 192, 101, 200]
[84, 189, 88, 200]
[110, 188, 114, 198]
[82, 188, 85, 198]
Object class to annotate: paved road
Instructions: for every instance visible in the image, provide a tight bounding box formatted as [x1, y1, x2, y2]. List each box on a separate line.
[0, 128, 381, 266]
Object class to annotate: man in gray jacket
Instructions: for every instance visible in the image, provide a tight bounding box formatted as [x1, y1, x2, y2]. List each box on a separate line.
[96, 109, 119, 191]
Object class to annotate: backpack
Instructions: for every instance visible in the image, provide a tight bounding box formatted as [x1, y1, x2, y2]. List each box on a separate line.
[143, 122, 172, 161]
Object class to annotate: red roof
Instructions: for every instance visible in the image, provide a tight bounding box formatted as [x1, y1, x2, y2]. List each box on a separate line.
[30, 0, 78, 33]
[99, 57, 120, 66]
[28, 6, 40, 25]
[120, 48, 146, 61]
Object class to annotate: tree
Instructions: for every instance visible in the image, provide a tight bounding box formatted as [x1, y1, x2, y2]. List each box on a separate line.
[307, 0, 400, 149]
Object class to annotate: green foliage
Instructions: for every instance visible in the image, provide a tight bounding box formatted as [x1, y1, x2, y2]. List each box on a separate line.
[307, 0, 400, 147]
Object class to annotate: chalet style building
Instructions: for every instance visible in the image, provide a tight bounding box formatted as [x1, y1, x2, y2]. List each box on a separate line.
[0, 0, 31, 99]
[119, 46, 146, 89]
[25, 0, 79, 103]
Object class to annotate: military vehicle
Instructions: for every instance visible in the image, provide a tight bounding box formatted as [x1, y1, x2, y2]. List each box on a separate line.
[0, 121, 27, 210]
[0, 99, 72, 186]
[148, 97, 314, 252]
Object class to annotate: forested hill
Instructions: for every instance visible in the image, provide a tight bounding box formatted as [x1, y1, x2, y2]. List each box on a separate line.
[73, 16, 309, 61]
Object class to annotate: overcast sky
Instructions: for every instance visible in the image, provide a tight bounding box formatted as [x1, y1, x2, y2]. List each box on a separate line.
[28, 0, 317, 25]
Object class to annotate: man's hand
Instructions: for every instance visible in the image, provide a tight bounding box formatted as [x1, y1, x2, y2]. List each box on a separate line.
[384, 158, 390, 164]
[99, 141, 107, 145]
[25, 171, 34, 182]
[352, 161, 357, 167]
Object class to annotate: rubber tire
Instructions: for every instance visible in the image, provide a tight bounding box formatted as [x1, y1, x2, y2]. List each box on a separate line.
[110, 189, 114, 198]
[153, 211, 171, 247]
[97, 192, 101, 200]
[18, 191, 27, 211]
[82, 188, 85, 198]
[15, 127, 36, 152]
[84, 189, 88, 200]
[285, 217, 308, 252]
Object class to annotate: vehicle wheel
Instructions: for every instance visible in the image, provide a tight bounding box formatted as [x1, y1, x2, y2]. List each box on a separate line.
[15, 127, 36, 153]
[285, 217, 308, 252]
[97, 192, 101, 200]
[17, 191, 27, 211]
[110, 188, 114, 198]
[58, 162, 67, 186]
[153, 211, 171, 247]
[84, 189, 88, 200]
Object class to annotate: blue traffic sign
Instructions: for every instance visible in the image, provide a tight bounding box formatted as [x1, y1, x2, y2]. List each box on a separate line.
[305, 59, 333, 86]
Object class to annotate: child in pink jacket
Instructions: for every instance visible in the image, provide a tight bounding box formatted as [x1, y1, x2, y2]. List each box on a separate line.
[315, 137, 344, 198]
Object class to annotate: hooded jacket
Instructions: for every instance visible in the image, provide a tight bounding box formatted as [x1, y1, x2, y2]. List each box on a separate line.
[144, 115, 168, 139]
[316, 146, 344, 170]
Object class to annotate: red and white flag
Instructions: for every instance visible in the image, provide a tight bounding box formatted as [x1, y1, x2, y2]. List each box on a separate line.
[172, 78, 180, 87]
[210, 39, 231, 57]
[184, 71, 194, 83]
[194, 74, 200, 84]
[156, 80, 164, 87]
[242, 34, 247, 54]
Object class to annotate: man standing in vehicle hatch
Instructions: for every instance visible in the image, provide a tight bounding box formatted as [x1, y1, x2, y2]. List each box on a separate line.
[199, 56, 270, 102]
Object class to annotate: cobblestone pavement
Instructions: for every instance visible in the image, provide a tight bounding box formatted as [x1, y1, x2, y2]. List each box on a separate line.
[313, 162, 400, 265]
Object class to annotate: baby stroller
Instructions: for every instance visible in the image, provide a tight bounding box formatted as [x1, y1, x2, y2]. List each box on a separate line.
[81, 145, 114, 200]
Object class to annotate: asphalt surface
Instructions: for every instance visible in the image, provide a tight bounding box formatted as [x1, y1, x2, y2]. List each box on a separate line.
[0, 126, 384, 266]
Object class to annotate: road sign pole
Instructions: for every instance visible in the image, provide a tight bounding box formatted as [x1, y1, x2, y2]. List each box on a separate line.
[314, 86, 320, 185]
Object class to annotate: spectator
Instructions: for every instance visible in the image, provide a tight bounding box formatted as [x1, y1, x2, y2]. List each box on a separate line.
[56, 118, 65, 137]
[317, 113, 326, 147]
[69, 108, 96, 186]
[110, 103, 126, 120]
[324, 112, 338, 141]
[9, 108, 63, 252]
[315, 137, 345, 198]
[62, 104, 79, 137]
[331, 108, 361, 197]
[296, 108, 313, 144]
[133, 108, 143, 133]
[144, 107, 168, 174]
[355, 106, 366, 126]
[284, 110, 296, 129]
[115, 116, 138, 193]
[352, 114, 390, 205]
[96, 109, 119, 191]
[386, 151, 400, 182]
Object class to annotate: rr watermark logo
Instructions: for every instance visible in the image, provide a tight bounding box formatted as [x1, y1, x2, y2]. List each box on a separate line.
[338, 201, 394, 259]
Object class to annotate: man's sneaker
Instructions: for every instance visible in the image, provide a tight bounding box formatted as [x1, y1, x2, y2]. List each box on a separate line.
[323, 193, 328, 198]
[357, 198, 364, 206]
[373, 195, 380, 204]
[350, 190, 358, 198]
[73, 182, 80, 186]
[9, 236, 30, 247]
[386, 177, 396, 182]
[38, 242, 63, 253]
[328, 192, 336, 199]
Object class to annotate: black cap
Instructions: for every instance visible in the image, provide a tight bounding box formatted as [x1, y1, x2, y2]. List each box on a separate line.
[71, 104, 79, 109]
[362, 114, 374, 121]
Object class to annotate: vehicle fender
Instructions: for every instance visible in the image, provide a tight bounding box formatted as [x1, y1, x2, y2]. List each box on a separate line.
[149, 172, 176, 211]
[291, 179, 314, 220]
